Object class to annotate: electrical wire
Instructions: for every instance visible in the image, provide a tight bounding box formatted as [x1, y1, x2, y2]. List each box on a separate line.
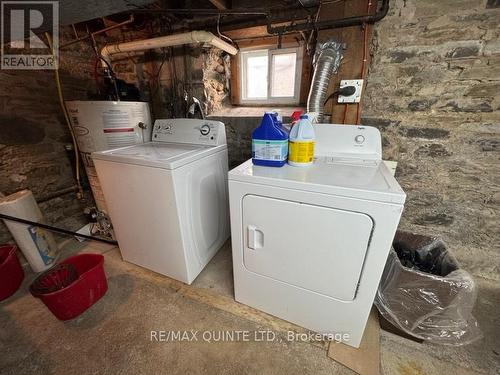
[93, 57, 102, 94]
[153, 48, 168, 81]
[87, 25, 120, 101]
[92, 54, 121, 101]
[307, 0, 322, 53]
[45, 32, 83, 200]
[170, 46, 179, 116]
[147, 48, 169, 100]
[217, 14, 235, 46]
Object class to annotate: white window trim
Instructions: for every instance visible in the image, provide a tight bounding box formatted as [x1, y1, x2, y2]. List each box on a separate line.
[241, 49, 268, 101]
[240, 45, 303, 105]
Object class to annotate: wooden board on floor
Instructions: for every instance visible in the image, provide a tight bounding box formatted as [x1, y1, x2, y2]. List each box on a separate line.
[327, 307, 380, 375]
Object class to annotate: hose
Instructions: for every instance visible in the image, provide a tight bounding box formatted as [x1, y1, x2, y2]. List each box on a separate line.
[0, 213, 117, 245]
[306, 40, 343, 122]
[45, 32, 84, 200]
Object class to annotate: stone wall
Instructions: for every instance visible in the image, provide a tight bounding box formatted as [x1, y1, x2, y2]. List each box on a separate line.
[150, 45, 233, 118]
[0, 29, 106, 243]
[203, 48, 231, 114]
[363, 0, 500, 281]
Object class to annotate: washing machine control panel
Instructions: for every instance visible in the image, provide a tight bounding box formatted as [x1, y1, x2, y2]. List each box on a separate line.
[152, 119, 226, 146]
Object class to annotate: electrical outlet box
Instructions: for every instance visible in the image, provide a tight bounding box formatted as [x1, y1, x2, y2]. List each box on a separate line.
[338, 79, 364, 103]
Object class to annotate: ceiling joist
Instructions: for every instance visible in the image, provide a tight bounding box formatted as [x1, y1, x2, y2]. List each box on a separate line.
[207, 0, 229, 10]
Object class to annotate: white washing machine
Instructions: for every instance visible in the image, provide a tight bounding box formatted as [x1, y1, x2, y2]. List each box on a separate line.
[228, 124, 406, 348]
[92, 119, 229, 284]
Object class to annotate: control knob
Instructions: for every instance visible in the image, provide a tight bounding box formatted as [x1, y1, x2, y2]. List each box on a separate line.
[355, 135, 365, 144]
[200, 124, 211, 136]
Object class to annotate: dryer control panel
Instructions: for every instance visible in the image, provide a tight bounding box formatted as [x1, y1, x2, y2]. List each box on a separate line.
[315, 124, 382, 160]
[152, 119, 227, 146]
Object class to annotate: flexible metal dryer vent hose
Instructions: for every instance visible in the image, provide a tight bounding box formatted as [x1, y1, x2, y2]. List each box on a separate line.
[307, 40, 343, 122]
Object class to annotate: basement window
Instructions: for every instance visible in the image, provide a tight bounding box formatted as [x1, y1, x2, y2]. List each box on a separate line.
[240, 46, 303, 105]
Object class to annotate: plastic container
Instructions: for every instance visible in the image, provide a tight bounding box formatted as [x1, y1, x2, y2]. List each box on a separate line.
[30, 253, 107, 320]
[305, 111, 320, 124]
[0, 190, 58, 272]
[30, 263, 78, 295]
[288, 110, 303, 132]
[252, 112, 289, 167]
[288, 115, 315, 167]
[290, 110, 303, 124]
[0, 245, 24, 301]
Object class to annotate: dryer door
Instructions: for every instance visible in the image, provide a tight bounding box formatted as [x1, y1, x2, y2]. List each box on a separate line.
[242, 195, 373, 301]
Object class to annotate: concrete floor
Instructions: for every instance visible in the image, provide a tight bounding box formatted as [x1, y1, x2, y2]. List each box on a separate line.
[0, 240, 498, 375]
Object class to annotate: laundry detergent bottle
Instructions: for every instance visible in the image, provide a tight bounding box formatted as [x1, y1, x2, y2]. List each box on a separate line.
[288, 115, 315, 167]
[252, 112, 288, 167]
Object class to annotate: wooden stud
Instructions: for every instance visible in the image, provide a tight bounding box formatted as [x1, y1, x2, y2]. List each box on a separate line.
[318, 0, 376, 124]
[207, 0, 228, 10]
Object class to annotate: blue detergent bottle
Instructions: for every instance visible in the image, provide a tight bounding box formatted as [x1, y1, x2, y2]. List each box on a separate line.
[252, 113, 289, 167]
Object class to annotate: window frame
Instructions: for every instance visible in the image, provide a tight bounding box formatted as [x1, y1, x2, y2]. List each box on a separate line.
[239, 45, 303, 105]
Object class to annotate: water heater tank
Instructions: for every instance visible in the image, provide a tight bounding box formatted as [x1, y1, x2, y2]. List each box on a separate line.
[65, 101, 152, 212]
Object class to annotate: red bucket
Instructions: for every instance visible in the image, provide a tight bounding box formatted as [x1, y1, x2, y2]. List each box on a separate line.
[0, 245, 25, 301]
[30, 253, 107, 320]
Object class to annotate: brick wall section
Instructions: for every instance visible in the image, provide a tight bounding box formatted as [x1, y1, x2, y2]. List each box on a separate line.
[0, 29, 99, 243]
[363, 0, 500, 281]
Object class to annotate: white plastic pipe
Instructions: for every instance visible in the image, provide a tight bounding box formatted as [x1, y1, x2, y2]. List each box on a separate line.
[100, 30, 238, 67]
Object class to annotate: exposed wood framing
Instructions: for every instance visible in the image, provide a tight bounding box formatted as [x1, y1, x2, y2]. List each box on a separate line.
[318, 0, 376, 124]
[226, 0, 377, 115]
[208, 0, 229, 10]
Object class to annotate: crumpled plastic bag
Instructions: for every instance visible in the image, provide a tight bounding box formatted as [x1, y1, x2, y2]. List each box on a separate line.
[375, 231, 482, 346]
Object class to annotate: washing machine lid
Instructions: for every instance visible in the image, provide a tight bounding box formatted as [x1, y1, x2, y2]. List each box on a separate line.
[229, 158, 406, 204]
[92, 142, 226, 170]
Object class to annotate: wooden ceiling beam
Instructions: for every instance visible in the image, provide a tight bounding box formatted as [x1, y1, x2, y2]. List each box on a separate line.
[207, 0, 229, 10]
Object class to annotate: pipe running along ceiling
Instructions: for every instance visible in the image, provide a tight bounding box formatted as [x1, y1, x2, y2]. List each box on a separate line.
[100, 30, 238, 67]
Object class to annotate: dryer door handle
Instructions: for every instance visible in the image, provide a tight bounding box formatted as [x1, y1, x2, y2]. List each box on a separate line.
[247, 225, 264, 250]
